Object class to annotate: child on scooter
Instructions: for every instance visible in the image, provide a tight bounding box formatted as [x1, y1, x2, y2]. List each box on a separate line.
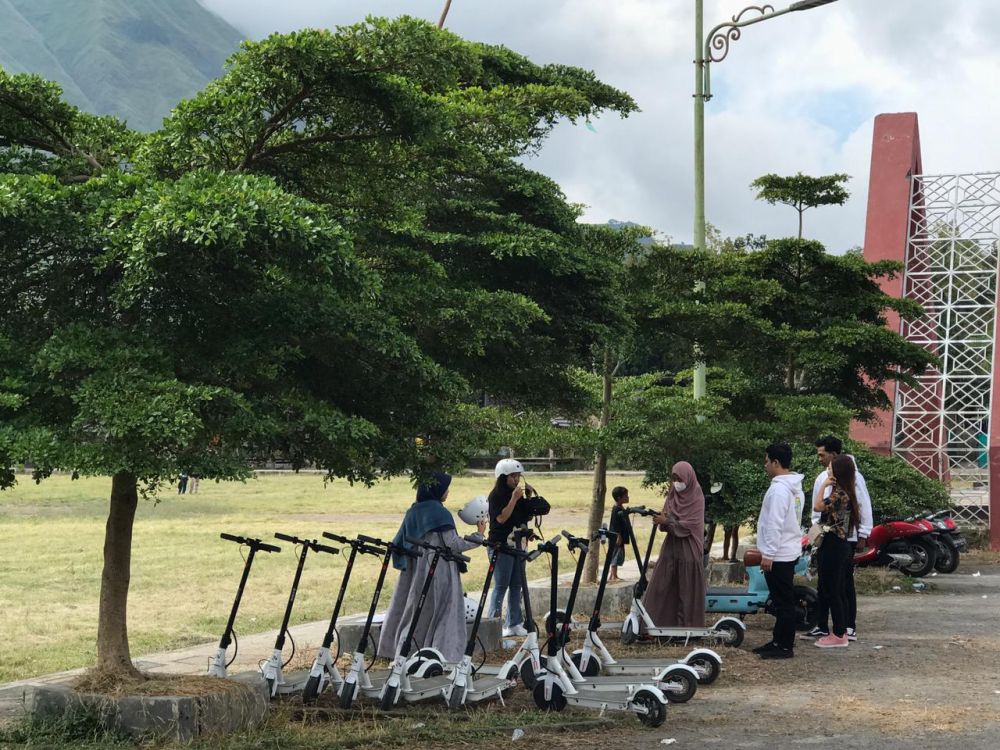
[608, 486, 632, 582]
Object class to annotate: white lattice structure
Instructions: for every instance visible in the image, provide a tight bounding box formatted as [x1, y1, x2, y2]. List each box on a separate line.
[892, 172, 1000, 523]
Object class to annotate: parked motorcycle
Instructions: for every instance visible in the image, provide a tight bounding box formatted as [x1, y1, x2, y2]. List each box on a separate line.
[909, 510, 965, 574]
[853, 518, 938, 577]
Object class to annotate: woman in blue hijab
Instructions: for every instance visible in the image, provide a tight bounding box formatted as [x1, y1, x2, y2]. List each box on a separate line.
[377, 472, 487, 663]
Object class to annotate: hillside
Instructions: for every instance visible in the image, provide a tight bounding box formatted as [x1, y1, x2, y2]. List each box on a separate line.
[0, 0, 244, 131]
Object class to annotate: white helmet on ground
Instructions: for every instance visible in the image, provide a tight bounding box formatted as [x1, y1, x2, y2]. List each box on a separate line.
[494, 458, 525, 478]
[463, 596, 479, 623]
[458, 495, 489, 526]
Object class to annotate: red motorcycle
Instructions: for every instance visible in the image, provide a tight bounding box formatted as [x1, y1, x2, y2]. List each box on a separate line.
[853, 519, 938, 578]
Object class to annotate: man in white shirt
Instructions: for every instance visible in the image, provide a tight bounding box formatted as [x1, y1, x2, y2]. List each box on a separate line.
[753, 442, 806, 660]
[801, 435, 874, 642]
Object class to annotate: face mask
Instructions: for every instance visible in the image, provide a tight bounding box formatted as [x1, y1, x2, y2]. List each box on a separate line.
[673, 482, 687, 492]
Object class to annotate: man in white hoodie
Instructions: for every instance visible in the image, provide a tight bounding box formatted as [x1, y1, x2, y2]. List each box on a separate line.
[801, 435, 874, 641]
[753, 442, 806, 660]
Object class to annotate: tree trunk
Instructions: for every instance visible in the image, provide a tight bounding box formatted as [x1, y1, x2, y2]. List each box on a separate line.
[584, 350, 614, 584]
[96, 472, 141, 677]
[786, 352, 796, 390]
[797, 209, 804, 240]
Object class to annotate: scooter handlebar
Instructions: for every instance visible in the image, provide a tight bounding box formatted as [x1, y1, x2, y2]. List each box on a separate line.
[322, 531, 351, 544]
[358, 534, 388, 547]
[312, 542, 340, 556]
[625, 505, 658, 517]
[220, 533, 280, 553]
[274, 532, 303, 545]
[359, 544, 384, 557]
[463, 533, 487, 546]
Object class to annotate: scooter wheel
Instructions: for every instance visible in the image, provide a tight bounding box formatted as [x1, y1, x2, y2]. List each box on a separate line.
[265, 677, 276, 699]
[532, 681, 566, 711]
[379, 684, 398, 711]
[901, 537, 937, 577]
[934, 542, 959, 574]
[633, 689, 666, 728]
[661, 666, 697, 703]
[713, 620, 744, 648]
[423, 662, 444, 678]
[302, 674, 321, 705]
[622, 620, 638, 645]
[570, 652, 601, 677]
[519, 660, 538, 689]
[685, 653, 721, 685]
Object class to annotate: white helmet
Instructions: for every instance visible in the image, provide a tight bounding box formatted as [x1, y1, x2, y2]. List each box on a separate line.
[458, 495, 489, 526]
[494, 458, 525, 478]
[463, 596, 479, 623]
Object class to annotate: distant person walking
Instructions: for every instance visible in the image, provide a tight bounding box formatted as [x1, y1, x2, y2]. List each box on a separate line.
[177, 473, 188, 494]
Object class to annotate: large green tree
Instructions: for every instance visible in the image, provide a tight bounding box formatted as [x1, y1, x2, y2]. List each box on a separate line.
[0, 18, 636, 677]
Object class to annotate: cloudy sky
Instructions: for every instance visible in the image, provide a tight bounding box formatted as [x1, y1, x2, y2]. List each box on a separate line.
[201, 0, 1000, 253]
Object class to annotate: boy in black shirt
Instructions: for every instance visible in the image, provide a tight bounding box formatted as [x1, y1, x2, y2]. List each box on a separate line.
[608, 486, 632, 582]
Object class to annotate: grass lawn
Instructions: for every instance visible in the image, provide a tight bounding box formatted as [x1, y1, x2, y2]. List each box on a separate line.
[0, 472, 665, 683]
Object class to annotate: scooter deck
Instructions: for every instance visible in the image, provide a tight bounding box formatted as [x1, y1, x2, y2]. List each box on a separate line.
[599, 658, 684, 675]
[400, 674, 452, 701]
[707, 586, 750, 596]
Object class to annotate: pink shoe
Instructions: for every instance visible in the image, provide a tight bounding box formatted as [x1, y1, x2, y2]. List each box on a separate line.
[814, 633, 849, 648]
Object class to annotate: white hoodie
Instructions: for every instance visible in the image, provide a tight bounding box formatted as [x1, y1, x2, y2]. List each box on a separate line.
[757, 473, 805, 562]
[810, 455, 874, 543]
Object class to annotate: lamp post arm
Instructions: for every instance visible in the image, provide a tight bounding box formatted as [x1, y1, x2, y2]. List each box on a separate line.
[701, 5, 795, 100]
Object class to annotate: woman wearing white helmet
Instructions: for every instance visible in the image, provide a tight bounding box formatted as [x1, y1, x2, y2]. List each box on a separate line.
[486, 458, 536, 637]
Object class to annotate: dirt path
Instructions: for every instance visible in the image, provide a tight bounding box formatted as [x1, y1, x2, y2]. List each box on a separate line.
[620, 564, 1000, 749]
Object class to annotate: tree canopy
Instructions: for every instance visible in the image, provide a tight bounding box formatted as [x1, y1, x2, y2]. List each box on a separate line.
[0, 17, 637, 675]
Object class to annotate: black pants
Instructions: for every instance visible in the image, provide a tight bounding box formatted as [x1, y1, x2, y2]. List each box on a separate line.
[816, 540, 857, 631]
[765, 559, 798, 650]
[816, 536, 851, 637]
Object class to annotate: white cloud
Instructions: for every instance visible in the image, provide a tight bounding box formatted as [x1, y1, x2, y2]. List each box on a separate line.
[201, 0, 1000, 253]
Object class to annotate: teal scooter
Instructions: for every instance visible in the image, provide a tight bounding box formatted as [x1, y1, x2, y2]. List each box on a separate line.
[704, 545, 817, 630]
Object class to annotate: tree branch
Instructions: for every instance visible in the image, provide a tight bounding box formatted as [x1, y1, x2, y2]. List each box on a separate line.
[237, 85, 314, 171]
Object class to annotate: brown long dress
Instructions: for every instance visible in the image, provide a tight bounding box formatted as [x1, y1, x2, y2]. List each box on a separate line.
[642, 461, 706, 628]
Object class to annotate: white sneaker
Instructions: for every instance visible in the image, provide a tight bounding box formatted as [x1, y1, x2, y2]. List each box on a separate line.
[846, 628, 857, 641]
[507, 624, 528, 637]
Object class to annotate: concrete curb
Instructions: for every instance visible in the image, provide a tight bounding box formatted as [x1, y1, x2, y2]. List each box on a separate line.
[26, 672, 267, 741]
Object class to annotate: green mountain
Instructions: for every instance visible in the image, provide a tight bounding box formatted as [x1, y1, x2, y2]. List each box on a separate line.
[0, 0, 244, 131]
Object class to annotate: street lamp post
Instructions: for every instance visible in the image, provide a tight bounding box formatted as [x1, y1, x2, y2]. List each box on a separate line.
[691, 0, 838, 400]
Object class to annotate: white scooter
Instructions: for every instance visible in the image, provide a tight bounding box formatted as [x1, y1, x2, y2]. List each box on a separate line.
[621, 508, 745, 649]
[208, 533, 281, 678]
[261, 533, 340, 697]
[550, 529, 702, 703]
[442, 534, 538, 706]
[301, 533, 384, 703]
[533, 535, 668, 727]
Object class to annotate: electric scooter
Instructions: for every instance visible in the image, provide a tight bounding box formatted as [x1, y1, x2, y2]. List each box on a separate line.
[548, 530, 701, 704]
[378, 536, 472, 708]
[208, 533, 281, 678]
[442, 534, 535, 707]
[569, 523, 724, 686]
[705, 546, 818, 631]
[339, 535, 422, 709]
[621, 509, 745, 648]
[262, 533, 340, 696]
[300, 532, 385, 704]
[533, 534, 668, 727]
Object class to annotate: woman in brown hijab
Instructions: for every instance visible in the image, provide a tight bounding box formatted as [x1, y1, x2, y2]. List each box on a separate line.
[642, 461, 706, 628]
